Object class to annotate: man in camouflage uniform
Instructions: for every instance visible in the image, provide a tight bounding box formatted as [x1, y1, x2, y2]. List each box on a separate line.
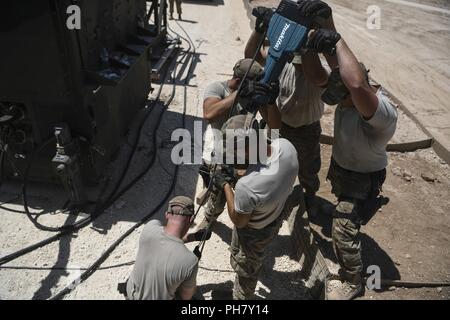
[213, 115, 298, 299]
[244, 3, 331, 219]
[307, 20, 397, 299]
[168, 0, 182, 21]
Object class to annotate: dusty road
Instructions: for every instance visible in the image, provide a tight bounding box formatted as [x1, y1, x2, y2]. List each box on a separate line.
[0, 0, 449, 300]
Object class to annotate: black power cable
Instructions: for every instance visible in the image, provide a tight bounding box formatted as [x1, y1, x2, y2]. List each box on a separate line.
[22, 136, 75, 232]
[0, 149, 4, 192]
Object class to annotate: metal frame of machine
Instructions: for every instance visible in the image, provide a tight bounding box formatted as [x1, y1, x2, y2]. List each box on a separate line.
[0, 1, 169, 203]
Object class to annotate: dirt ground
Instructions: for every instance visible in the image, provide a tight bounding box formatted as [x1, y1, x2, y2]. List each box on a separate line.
[0, 0, 449, 300]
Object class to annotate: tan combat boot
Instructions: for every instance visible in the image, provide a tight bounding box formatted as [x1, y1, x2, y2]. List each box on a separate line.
[325, 276, 363, 300]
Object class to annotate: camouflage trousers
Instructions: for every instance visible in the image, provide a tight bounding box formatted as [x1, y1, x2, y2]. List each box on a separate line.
[230, 214, 285, 300]
[198, 161, 227, 222]
[328, 158, 386, 284]
[204, 188, 226, 222]
[332, 200, 363, 284]
[280, 121, 322, 195]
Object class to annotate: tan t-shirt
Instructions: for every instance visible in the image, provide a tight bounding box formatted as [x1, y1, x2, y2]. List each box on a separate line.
[126, 220, 198, 300]
[276, 63, 324, 128]
[234, 138, 299, 229]
[333, 88, 398, 173]
[202, 81, 243, 163]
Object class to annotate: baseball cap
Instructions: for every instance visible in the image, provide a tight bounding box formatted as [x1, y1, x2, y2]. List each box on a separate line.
[167, 196, 194, 216]
[233, 59, 264, 80]
[221, 114, 258, 139]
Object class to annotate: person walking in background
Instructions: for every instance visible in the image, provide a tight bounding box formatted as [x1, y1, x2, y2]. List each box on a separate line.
[169, 0, 183, 21]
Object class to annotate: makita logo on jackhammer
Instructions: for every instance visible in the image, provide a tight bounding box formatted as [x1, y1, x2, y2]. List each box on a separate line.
[274, 23, 290, 50]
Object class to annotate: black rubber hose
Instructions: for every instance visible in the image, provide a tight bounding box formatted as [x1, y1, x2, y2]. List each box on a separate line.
[0, 149, 4, 191]
[21, 136, 88, 232]
[99, 105, 156, 207]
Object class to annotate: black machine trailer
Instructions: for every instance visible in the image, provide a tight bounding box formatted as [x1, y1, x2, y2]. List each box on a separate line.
[0, 0, 170, 204]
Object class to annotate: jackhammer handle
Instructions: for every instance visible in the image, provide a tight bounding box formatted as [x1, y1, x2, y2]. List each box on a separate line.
[252, 7, 260, 18]
[305, 37, 337, 56]
[326, 46, 337, 56]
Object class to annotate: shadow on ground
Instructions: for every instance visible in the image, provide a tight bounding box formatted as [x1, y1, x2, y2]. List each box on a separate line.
[206, 218, 310, 300]
[183, 0, 225, 7]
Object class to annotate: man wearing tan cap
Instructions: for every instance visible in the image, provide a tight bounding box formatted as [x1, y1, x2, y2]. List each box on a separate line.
[122, 196, 209, 300]
[213, 114, 299, 299]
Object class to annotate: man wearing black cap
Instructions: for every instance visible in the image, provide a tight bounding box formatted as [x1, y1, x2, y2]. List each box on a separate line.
[307, 21, 398, 299]
[123, 196, 209, 300]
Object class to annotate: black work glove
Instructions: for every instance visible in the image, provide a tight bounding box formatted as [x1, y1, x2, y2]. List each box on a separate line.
[252, 6, 274, 34]
[212, 170, 235, 191]
[307, 29, 341, 55]
[193, 229, 212, 241]
[297, 0, 332, 19]
[240, 80, 280, 111]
